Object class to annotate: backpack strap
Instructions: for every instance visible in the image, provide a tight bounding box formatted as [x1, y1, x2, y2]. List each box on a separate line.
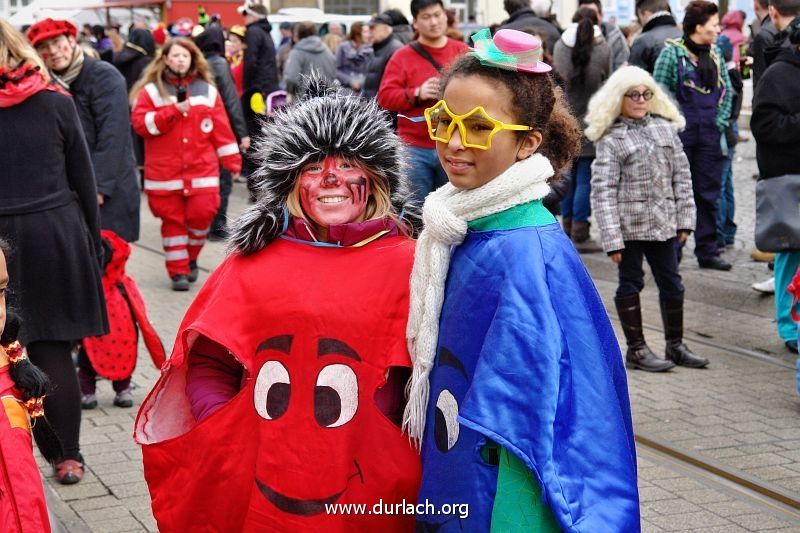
[409, 41, 443, 73]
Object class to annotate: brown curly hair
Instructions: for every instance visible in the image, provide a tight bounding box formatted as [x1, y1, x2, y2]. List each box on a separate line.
[440, 54, 581, 180]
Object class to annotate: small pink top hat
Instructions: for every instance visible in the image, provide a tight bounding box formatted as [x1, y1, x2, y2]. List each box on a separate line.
[470, 28, 552, 74]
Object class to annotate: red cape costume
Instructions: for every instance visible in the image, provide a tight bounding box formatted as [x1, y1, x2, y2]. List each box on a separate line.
[135, 236, 420, 532]
[83, 230, 165, 379]
[0, 363, 50, 533]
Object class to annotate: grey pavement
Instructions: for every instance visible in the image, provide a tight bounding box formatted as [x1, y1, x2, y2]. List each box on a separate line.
[36, 133, 800, 531]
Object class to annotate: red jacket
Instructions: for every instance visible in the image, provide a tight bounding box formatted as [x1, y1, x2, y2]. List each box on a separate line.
[132, 76, 242, 196]
[0, 364, 50, 533]
[377, 39, 468, 149]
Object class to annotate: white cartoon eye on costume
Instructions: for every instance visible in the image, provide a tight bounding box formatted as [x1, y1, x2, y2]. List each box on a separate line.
[435, 389, 460, 451]
[200, 118, 213, 133]
[254, 360, 291, 420]
[316, 364, 358, 428]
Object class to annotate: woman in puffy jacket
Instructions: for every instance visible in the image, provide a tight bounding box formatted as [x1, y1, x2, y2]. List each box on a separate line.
[131, 37, 241, 291]
[587, 66, 708, 373]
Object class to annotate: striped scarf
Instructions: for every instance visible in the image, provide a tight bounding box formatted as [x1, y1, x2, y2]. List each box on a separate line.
[51, 47, 84, 90]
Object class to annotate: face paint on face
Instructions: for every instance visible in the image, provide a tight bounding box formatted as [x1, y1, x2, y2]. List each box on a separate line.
[298, 156, 372, 234]
[36, 35, 75, 72]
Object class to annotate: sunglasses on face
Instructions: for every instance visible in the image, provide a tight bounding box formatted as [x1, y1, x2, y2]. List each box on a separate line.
[424, 100, 533, 150]
[624, 90, 654, 102]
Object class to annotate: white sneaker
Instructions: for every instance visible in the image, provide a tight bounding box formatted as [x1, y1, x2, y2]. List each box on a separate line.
[751, 277, 775, 294]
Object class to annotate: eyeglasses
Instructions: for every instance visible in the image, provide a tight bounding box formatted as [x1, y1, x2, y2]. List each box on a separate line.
[624, 90, 654, 102]
[423, 100, 533, 150]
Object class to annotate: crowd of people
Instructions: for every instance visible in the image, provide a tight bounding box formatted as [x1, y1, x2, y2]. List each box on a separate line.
[0, 0, 799, 529]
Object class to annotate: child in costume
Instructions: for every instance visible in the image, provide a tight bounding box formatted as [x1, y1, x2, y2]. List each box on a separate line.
[78, 230, 166, 409]
[131, 37, 242, 292]
[404, 29, 641, 531]
[587, 66, 707, 372]
[135, 79, 421, 531]
[0, 238, 63, 532]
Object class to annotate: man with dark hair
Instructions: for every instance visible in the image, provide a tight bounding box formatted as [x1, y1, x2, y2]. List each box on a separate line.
[378, 0, 468, 202]
[761, 0, 800, 73]
[578, 0, 630, 69]
[364, 13, 404, 99]
[500, 0, 561, 55]
[283, 21, 337, 97]
[629, 0, 682, 72]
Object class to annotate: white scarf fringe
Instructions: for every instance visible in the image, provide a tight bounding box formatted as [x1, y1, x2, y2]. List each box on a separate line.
[403, 154, 554, 444]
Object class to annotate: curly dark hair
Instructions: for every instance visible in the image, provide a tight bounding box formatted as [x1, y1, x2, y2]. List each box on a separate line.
[440, 54, 582, 180]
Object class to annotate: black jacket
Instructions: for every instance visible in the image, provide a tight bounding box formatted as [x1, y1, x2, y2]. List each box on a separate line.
[364, 34, 403, 99]
[751, 47, 800, 178]
[629, 13, 682, 73]
[500, 8, 561, 57]
[70, 55, 141, 242]
[113, 44, 151, 91]
[243, 18, 279, 98]
[195, 27, 248, 141]
[751, 16, 779, 88]
[0, 91, 108, 343]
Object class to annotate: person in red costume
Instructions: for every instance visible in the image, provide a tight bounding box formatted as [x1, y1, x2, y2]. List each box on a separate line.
[79, 230, 167, 410]
[135, 78, 421, 531]
[131, 37, 242, 292]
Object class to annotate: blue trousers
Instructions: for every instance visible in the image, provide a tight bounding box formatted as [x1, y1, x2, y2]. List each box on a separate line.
[775, 251, 800, 343]
[561, 156, 594, 221]
[408, 145, 448, 204]
[716, 147, 737, 246]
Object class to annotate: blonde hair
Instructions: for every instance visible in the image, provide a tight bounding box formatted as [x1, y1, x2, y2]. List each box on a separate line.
[286, 161, 395, 228]
[0, 18, 50, 82]
[129, 37, 214, 104]
[584, 65, 685, 142]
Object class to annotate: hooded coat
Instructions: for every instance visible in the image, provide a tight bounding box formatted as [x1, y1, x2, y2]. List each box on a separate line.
[283, 36, 337, 96]
[194, 26, 248, 140]
[113, 28, 154, 91]
[721, 10, 746, 64]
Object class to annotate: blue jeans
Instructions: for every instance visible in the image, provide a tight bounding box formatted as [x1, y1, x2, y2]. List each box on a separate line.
[716, 146, 737, 246]
[408, 146, 448, 204]
[561, 156, 593, 221]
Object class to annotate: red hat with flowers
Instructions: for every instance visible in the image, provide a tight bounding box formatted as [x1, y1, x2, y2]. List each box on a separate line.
[26, 18, 78, 48]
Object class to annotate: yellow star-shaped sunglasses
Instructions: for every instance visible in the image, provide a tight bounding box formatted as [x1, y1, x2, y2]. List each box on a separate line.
[423, 100, 533, 150]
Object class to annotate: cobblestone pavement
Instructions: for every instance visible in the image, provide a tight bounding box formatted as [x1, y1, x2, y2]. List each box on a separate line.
[37, 136, 800, 531]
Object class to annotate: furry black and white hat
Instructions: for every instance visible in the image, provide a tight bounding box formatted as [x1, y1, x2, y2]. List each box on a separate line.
[229, 77, 418, 255]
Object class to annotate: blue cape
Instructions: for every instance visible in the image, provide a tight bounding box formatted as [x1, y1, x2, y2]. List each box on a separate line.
[417, 223, 640, 532]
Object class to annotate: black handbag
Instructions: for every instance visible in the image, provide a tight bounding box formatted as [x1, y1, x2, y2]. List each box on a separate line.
[755, 174, 800, 252]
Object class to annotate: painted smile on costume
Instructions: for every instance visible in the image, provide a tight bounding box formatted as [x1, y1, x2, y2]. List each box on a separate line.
[256, 460, 364, 516]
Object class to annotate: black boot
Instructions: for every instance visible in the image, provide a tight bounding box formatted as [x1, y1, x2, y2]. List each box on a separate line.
[615, 294, 675, 372]
[660, 297, 709, 368]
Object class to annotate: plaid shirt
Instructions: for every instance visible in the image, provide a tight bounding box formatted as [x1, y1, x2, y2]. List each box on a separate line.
[590, 115, 696, 253]
[653, 38, 733, 132]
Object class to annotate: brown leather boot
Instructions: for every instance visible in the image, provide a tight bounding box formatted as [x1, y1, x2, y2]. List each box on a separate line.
[615, 294, 675, 372]
[571, 220, 590, 243]
[562, 217, 572, 237]
[660, 297, 709, 368]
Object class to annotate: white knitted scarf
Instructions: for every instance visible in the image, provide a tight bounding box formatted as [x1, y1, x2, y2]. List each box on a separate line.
[403, 153, 555, 443]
